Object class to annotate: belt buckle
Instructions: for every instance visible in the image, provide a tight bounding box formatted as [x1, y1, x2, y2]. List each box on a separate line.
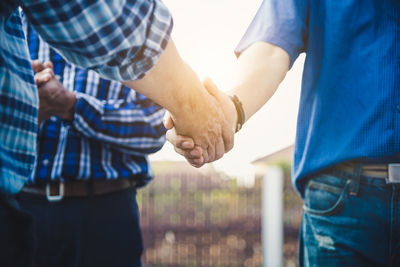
[386, 164, 400, 184]
[46, 181, 65, 202]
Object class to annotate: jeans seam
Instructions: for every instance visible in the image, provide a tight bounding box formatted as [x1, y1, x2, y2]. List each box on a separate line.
[308, 180, 343, 194]
[389, 187, 396, 259]
[303, 180, 351, 216]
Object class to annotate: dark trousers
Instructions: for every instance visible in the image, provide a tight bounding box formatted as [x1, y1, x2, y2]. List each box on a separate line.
[18, 188, 143, 267]
[0, 192, 35, 267]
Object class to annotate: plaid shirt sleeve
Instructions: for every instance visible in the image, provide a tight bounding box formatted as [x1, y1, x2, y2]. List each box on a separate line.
[0, 10, 38, 194]
[20, 0, 173, 81]
[73, 91, 166, 155]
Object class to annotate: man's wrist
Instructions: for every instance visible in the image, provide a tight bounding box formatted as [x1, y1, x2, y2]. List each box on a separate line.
[166, 62, 211, 125]
[57, 91, 76, 120]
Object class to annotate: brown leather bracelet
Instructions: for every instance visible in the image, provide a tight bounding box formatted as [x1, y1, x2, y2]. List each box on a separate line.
[230, 94, 245, 132]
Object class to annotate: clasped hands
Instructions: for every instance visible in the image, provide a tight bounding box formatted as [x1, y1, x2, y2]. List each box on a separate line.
[31, 60, 76, 126]
[163, 78, 238, 168]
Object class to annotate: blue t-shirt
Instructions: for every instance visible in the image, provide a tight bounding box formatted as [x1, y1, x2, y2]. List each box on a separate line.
[236, 0, 400, 196]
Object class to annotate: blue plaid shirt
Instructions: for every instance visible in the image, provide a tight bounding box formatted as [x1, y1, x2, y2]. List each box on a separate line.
[0, 0, 172, 194]
[26, 23, 166, 185]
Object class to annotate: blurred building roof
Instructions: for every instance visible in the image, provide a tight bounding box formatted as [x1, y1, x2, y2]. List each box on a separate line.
[251, 145, 294, 166]
[152, 160, 230, 179]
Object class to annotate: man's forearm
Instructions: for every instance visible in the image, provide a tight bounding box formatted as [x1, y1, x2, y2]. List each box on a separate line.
[124, 40, 205, 118]
[229, 42, 290, 123]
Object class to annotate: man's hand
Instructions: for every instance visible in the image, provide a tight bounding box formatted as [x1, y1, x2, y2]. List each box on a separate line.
[31, 60, 77, 125]
[164, 77, 237, 167]
[168, 76, 235, 165]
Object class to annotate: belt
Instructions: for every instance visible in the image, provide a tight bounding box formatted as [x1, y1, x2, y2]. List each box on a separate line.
[21, 179, 137, 202]
[336, 163, 400, 183]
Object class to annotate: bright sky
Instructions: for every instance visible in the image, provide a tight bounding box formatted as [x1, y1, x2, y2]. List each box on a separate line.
[150, 0, 304, 177]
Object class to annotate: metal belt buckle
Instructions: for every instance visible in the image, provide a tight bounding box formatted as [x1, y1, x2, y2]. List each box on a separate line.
[386, 164, 400, 184]
[46, 181, 65, 202]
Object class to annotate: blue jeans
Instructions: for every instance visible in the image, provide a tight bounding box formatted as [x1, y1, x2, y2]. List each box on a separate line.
[18, 187, 143, 267]
[300, 165, 400, 266]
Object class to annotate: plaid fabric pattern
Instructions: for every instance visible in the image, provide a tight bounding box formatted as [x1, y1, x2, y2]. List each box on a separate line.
[0, 10, 37, 194]
[0, 0, 172, 193]
[27, 23, 166, 185]
[21, 0, 173, 81]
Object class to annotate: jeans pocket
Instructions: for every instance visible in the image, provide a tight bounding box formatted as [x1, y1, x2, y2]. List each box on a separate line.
[303, 173, 350, 216]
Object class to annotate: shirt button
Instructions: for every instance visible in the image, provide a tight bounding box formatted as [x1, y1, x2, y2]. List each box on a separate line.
[114, 104, 119, 109]
[42, 159, 49, 166]
[50, 116, 57, 122]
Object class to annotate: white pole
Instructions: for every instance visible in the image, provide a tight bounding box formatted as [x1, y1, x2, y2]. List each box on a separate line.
[262, 166, 284, 267]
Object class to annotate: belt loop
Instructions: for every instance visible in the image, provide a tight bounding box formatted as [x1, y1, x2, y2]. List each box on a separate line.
[349, 163, 362, 196]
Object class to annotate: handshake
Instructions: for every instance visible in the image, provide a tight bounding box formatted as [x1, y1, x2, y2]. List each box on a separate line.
[162, 77, 242, 168]
[154, 41, 289, 167]
[31, 40, 287, 169]
[31, 58, 244, 168]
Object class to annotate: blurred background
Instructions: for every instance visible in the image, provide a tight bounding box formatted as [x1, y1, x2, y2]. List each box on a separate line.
[140, 147, 303, 266]
[142, 0, 305, 266]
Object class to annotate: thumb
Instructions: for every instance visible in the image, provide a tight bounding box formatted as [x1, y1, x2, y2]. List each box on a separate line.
[163, 111, 174, 130]
[203, 77, 220, 98]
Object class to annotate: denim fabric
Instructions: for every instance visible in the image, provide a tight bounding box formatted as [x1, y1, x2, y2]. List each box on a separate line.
[0, 192, 35, 267]
[300, 167, 400, 266]
[18, 188, 143, 267]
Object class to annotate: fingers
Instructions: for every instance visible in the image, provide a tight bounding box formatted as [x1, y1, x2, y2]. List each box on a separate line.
[166, 128, 205, 167]
[222, 128, 234, 152]
[43, 61, 53, 70]
[164, 118, 207, 165]
[189, 158, 205, 168]
[31, 60, 46, 73]
[214, 136, 225, 161]
[32, 60, 55, 86]
[174, 146, 205, 168]
[34, 68, 54, 86]
[203, 135, 224, 163]
[163, 111, 174, 130]
[166, 128, 195, 150]
[32, 60, 54, 73]
[188, 146, 203, 158]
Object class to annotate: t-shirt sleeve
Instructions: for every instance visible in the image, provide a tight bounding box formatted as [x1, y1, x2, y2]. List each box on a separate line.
[235, 0, 308, 68]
